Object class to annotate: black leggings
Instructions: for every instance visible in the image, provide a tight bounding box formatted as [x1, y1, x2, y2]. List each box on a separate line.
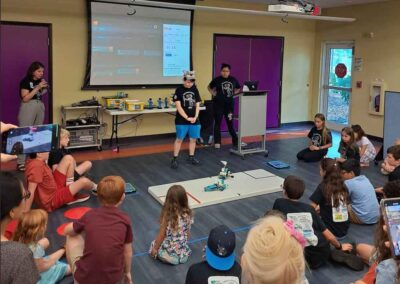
[213, 104, 238, 146]
[297, 148, 328, 163]
[305, 244, 331, 269]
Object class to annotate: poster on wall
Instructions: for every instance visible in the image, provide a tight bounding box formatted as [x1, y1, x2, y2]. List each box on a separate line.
[354, 58, 363, 71]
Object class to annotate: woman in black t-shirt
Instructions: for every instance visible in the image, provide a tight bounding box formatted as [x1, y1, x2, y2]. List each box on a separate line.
[208, 63, 241, 149]
[17, 62, 48, 171]
[297, 113, 332, 163]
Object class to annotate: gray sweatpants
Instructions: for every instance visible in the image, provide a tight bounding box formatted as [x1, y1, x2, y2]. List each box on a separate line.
[17, 100, 45, 165]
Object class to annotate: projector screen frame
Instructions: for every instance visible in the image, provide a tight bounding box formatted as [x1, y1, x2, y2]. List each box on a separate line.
[82, 0, 194, 90]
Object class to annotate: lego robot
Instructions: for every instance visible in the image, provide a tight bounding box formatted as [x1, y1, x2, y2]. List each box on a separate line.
[204, 161, 233, 192]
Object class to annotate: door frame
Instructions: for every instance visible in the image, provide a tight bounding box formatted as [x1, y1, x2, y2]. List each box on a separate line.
[319, 41, 354, 131]
[212, 33, 284, 127]
[0, 21, 53, 123]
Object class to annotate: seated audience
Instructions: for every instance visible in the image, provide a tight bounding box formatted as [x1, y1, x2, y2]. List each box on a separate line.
[340, 159, 379, 224]
[0, 172, 39, 283]
[297, 113, 332, 163]
[274, 175, 357, 270]
[337, 127, 360, 163]
[185, 225, 241, 284]
[64, 176, 133, 284]
[48, 128, 92, 181]
[13, 209, 71, 284]
[352, 124, 376, 167]
[150, 185, 193, 264]
[310, 158, 350, 238]
[25, 152, 95, 212]
[241, 214, 306, 284]
[355, 180, 400, 284]
[381, 139, 400, 175]
[386, 145, 400, 181]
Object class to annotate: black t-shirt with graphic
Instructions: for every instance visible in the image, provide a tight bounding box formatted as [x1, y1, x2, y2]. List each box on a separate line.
[208, 76, 241, 106]
[173, 85, 201, 125]
[185, 261, 241, 284]
[307, 127, 332, 148]
[309, 183, 350, 238]
[19, 77, 45, 100]
[338, 141, 360, 161]
[273, 198, 329, 248]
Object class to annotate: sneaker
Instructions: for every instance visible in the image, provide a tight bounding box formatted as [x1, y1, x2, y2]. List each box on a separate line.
[171, 158, 178, 169]
[91, 183, 98, 196]
[330, 248, 364, 271]
[187, 156, 200, 165]
[241, 142, 248, 147]
[67, 193, 90, 205]
[214, 143, 221, 149]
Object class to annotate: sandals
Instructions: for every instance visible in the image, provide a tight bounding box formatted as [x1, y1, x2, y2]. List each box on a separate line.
[17, 164, 25, 172]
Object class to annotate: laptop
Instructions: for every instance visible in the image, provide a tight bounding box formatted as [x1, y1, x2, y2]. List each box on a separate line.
[243, 80, 259, 91]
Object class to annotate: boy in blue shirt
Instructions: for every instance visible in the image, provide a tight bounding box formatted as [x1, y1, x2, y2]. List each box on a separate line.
[340, 159, 379, 224]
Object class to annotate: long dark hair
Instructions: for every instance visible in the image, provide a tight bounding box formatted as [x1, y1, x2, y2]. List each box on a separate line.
[314, 113, 329, 145]
[0, 172, 23, 221]
[341, 127, 356, 146]
[160, 185, 192, 232]
[26, 61, 44, 80]
[320, 158, 348, 207]
[351, 124, 365, 142]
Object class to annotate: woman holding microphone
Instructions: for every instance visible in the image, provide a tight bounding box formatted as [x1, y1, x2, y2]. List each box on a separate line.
[17, 61, 48, 171]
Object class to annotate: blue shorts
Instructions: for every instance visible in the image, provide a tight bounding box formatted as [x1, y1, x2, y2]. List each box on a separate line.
[176, 124, 201, 140]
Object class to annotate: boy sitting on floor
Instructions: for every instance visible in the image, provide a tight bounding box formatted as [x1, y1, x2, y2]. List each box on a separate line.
[340, 159, 379, 225]
[48, 128, 92, 181]
[25, 152, 95, 212]
[272, 175, 359, 270]
[64, 176, 133, 284]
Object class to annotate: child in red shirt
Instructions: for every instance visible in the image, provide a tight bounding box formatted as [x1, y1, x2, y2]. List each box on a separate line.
[25, 152, 95, 212]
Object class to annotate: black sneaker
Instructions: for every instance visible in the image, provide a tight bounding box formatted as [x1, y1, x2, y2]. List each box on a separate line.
[330, 248, 364, 271]
[171, 158, 178, 169]
[187, 156, 200, 165]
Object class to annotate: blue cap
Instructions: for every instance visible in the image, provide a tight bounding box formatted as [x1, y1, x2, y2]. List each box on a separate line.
[205, 225, 236, 271]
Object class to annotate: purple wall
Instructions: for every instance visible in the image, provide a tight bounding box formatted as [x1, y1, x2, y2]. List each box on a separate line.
[0, 23, 50, 125]
[214, 35, 283, 129]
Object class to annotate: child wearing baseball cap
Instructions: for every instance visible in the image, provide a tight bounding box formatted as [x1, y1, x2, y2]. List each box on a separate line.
[185, 225, 241, 284]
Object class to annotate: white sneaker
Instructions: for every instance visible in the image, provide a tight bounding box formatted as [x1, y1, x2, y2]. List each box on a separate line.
[67, 193, 90, 205]
[214, 143, 221, 149]
[241, 142, 247, 147]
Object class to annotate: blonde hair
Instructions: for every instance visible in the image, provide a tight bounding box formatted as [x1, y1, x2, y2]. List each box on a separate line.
[60, 128, 70, 138]
[242, 216, 305, 284]
[97, 176, 125, 205]
[13, 209, 48, 245]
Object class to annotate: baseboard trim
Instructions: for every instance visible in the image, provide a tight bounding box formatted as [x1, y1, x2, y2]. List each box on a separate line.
[280, 121, 314, 128]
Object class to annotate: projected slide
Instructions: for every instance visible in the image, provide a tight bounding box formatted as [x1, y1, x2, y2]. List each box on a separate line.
[87, 2, 192, 87]
[163, 24, 190, 77]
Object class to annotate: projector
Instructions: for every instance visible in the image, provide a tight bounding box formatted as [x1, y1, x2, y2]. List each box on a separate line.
[268, 1, 321, 15]
[268, 4, 305, 14]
